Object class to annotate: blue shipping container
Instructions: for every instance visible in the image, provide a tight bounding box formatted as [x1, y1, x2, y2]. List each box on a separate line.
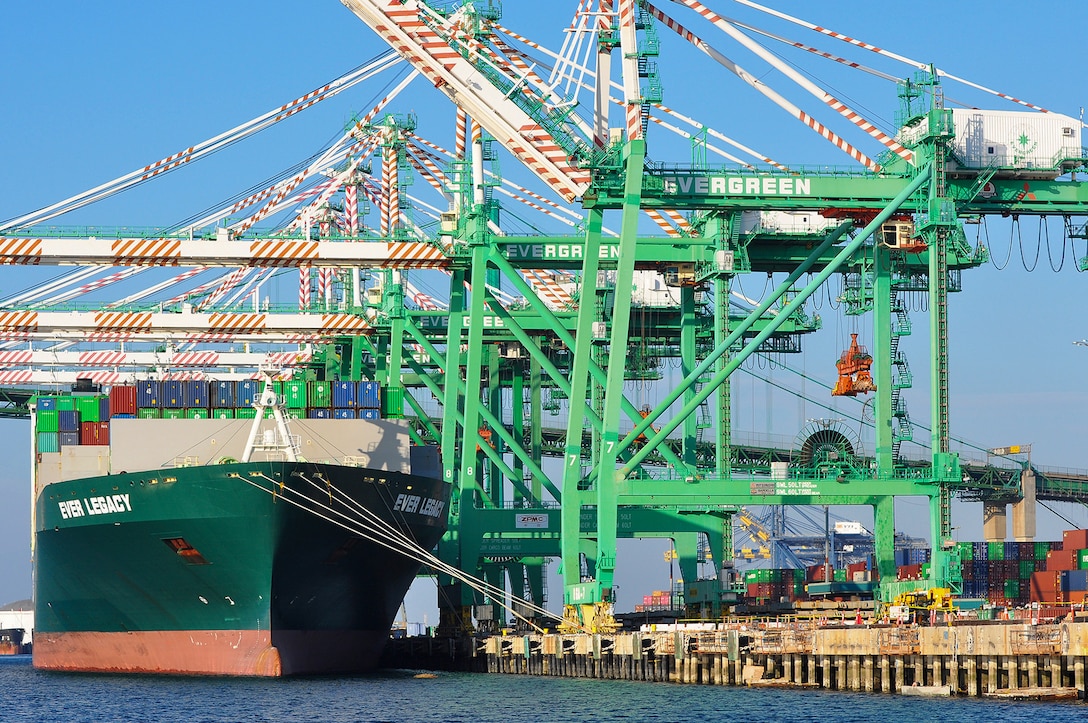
[332, 408, 355, 419]
[137, 380, 161, 408]
[358, 408, 380, 420]
[211, 381, 234, 408]
[357, 381, 380, 409]
[332, 381, 356, 408]
[99, 396, 110, 420]
[58, 410, 81, 432]
[236, 380, 259, 407]
[36, 397, 57, 411]
[308, 409, 332, 419]
[1062, 570, 1088, 592]
[59, 431, 80, 446]
[162, 380, 184, 408]
[36, 432, 59, 453]
[112, 413, 136, 419]
[183, 380, 208, 408]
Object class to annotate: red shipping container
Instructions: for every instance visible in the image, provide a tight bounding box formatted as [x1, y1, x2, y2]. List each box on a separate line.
[79, 421, 99, 446]
[1047, 549, 1078, 571]
[109, 385, 138, 416]
[1064, 529, 1088, 551]
[96, 421, 109, 445]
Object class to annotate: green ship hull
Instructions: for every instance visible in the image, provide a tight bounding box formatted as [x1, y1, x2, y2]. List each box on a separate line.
[34, 460, 448, 676]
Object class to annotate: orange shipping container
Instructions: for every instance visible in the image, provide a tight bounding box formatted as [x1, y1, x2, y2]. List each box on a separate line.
[1047, 549, 1078, 571]
[1064, 529, 1088, 551]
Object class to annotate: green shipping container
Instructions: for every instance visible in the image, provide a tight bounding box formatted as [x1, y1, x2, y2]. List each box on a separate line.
[56, 396, 76, 411]
[381, 386, 405, 418]
[1019, 560, 1035, 579]
[211, 409, 234, 419]
[957, 541, 973, 561]
[1037, 542, 1054, 559]
[186, 408, 209, 419]
[1078, 549, 1088, 570]
[75, 396, 101, 423]
[137, 408, 162, 419]
[988, 542, 1005, 560]
[162, 409, 186, 420]
[1004, 579, 1020, 599]
[235, 408, 257, 419]
[309, 381, 332, 407]
[36, 409, 60, 433]
[283, 380, 307, 409]
[833, 569, 847, 582]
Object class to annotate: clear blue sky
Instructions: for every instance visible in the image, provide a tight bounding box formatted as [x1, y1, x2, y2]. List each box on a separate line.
[2, 1, 1086, 613]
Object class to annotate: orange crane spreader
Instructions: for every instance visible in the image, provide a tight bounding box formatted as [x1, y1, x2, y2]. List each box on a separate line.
[832, 333, 876, 397]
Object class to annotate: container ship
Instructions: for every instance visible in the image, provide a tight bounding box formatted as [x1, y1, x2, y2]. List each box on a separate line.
[31, 375, 449, 676]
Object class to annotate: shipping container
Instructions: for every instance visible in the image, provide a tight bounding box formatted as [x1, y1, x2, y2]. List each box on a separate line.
[1048, 548, 1078, 571]
[283, 380, 307, 409]
[109, 385, 138, 416]
[332, 408, 355, 419]
[210, 408, 234, 419]
[36, 409, 59, 433]
[309, 381, 332, 408]
[58, 410, 81, 432]
[332, 381, 356, 408]
[79, 421, 99, 446]
[56, 396, 76, 411]
[59, 431, 80, 447]
[75, 395, 100, 423]
[235, 380, 259, 407]
[183, 380, 208, 408]
[381, 386, 404, 418]
[136, 380, 161, 408]
[137, 408, 162, 419]
[36, 396, 57, 411]
[162, 380, 184, 408]
[36, 432, 59, 453]
[162, 408, 186, 420]
[1062, 570, 1088, 592]
[357, 380, 380, 409]
[1064, 529, 1088, 550]
[358, 408, 380, 420]
[185, 408, 209, 419]
[235, 407, 257, 419]
[308, 408, 332, 419]
[210, 380, 234, 408]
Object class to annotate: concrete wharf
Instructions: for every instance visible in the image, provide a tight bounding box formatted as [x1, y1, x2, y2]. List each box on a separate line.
[467, 620, 1088, 699]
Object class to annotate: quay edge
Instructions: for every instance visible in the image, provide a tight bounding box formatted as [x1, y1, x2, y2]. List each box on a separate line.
[389, 621, 1088, 699]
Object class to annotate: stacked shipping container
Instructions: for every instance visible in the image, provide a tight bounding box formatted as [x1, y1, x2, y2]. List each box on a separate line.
[33, 379, 394, 452]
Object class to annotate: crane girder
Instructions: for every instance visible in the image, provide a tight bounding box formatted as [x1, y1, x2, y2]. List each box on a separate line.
[0, 310, 369, 341]
[0, 236, 449, 269]
[340, 0, 592, 201]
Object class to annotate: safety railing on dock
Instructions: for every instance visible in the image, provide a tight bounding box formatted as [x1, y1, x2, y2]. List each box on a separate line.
[1011, 627, 1061, 655]
[877, 627, 920, 655]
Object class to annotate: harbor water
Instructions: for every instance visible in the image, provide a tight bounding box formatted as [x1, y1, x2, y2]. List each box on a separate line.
[1, 655, 1081, 722]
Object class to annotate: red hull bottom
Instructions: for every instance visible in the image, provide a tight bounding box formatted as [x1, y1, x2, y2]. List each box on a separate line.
[33, 629, 390, 676]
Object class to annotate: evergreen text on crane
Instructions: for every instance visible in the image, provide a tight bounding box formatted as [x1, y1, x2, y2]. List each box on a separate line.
[661, 176, 812, 196]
